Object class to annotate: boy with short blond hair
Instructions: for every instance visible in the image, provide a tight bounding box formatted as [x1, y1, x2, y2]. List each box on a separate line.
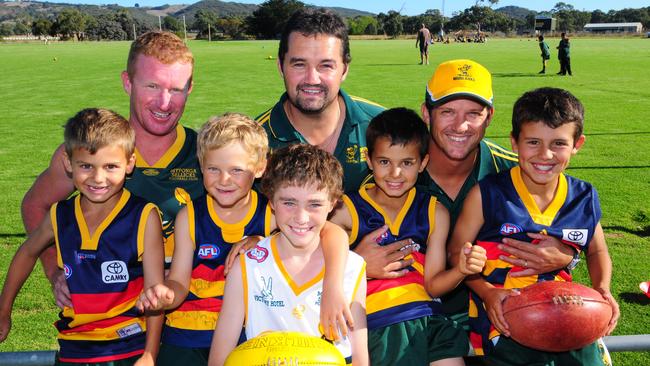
[138, 114, 353, 365]
[330, 107, 487, 366]
[450, 87, 619, 364]
[0, 108, 165, 366]
[208, 144, 369, 366]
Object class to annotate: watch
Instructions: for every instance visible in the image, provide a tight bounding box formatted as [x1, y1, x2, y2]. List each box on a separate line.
[566, 250, 581, 271]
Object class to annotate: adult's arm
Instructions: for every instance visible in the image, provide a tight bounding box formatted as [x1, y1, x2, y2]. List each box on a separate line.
[21, 145, 75, 306]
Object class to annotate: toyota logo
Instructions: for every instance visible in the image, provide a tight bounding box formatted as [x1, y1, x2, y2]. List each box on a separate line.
[567, 231, 584, 241]
[106, 262, 124, 274]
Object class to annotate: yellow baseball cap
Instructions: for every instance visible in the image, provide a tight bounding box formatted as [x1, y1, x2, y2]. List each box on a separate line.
[425, 59, 493, 108]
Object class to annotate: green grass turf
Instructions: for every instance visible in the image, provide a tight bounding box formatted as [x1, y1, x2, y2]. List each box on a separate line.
[1, 37, 649, 364]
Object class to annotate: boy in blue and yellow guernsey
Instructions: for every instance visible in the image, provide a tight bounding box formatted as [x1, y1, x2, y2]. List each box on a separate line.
[450, 87, 620, 365]
[137, 113, 353, 366]
[0, 108, 165, 366]
[330, 107, 487, 366]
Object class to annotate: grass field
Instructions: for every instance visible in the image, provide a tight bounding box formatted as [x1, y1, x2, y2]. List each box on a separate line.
[1, 37, 649, 364]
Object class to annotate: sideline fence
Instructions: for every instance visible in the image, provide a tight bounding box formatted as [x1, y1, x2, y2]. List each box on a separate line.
[0, 335, 649, 365]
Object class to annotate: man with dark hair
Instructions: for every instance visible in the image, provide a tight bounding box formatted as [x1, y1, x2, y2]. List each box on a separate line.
[256, 8, 384, 193]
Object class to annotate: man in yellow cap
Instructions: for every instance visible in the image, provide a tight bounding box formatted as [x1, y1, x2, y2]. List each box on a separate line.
[417, 59, 578, 332]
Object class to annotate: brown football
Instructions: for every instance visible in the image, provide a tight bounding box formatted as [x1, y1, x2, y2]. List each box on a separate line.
[502, 281, 612, 352]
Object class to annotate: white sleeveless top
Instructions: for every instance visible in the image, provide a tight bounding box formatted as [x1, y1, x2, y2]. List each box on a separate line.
[241, 234, 366, 360]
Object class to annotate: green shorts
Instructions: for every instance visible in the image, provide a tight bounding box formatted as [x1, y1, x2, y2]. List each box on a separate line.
[55, 354, 141, 366]
[368, 315, 468, 366]
[485, 336, 610, 366]
[157, 343, 209, 366]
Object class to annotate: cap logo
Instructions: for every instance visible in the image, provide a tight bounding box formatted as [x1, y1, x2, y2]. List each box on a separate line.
[454, 64, 475, 81]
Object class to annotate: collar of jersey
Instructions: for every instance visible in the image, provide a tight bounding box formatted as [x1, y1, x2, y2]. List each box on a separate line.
[359, 183, 416, 237]
[510, 166, 567, 226]
[74, 189, 131, 251]
[135, 124, 186, 168]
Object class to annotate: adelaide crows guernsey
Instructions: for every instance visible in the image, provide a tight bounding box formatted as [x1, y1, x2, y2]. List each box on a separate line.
[468, 166, 602, 355]
[343, 184, 440, 330]
[162, 191, 272, 348]
[242, 235, 366, 363]
[125, 125, 204, 264]
[52, 190, 158, 363]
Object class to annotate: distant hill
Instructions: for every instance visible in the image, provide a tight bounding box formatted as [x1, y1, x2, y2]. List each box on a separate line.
[0, 0, 374, 25]
[495, 5, 534, 21]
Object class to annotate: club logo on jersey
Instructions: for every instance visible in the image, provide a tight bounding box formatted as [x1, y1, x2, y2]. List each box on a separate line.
[198, 244, 221, 259]
[562, 229, 588, 247]
[75, 251, 96, 264]
[63, 264, 72, 279]
[247, 245, 269, 263]
[375, 230, 397, 245]
[500, 223, 523, 236]
[142, 168, 159, 177]
[101, 261, 129, 283]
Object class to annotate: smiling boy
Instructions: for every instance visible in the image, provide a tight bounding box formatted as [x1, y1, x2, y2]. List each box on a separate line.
[0, 109, 164, 366]
[208, 144, 368, 366]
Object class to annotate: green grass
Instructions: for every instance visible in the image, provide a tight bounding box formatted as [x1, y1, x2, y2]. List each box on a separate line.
[1, 37, 649, 364]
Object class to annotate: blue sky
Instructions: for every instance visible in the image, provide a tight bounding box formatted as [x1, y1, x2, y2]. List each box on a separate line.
[37, 0, 649, 15]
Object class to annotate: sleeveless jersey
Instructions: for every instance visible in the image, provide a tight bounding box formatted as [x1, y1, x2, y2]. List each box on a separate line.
[52, 190, 158, 363]
[468, 167, 602, 355]
[242, 235, 366, 363]
[125, 125, 204, 264]
[343, 184, 440, 330]
[163, 191, 272, 348]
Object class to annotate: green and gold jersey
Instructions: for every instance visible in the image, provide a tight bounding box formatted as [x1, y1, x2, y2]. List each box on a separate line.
[256, 90, 385, 193]
[417, 139, 518, 230]
[125, 124, 205, 263]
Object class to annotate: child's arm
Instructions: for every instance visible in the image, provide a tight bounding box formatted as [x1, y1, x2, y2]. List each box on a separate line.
[448, 186, 518, 337]
[348, 268, 368, 366]
[424, 202, 486, 298]
[136, 207, 165, 366]
[137, 207, 193, 312]
[585, 222, 619, 335]
[319, 221, 350, 340]
[0, 210, 56, 342]
[208, 257, 246, 366]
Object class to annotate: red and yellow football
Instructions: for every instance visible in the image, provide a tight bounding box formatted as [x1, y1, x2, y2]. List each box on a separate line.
[502, 281, 612, 352]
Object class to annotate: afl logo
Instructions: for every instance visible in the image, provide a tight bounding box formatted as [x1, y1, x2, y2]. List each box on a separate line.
[63, 264, 72, 279]
[247, 245, 269, 263]
[198, 244, 221, 259]
[101, 261, 129, 284]
[500, 223, 522, 236]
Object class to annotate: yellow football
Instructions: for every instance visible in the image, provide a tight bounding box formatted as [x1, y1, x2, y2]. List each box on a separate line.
[224, 331, 345, 366]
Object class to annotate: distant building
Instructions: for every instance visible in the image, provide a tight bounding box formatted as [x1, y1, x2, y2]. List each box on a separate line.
[584, 23, 643, 33]
[535, 16, 556, 32]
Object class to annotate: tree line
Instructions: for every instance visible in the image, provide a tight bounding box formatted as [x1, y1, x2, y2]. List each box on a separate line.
[1, 0, 648, 40]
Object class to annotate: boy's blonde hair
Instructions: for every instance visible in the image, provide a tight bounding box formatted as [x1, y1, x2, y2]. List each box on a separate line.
[260, 144, 343, 202]
[197, 113, 269, 167]
[126, 31, 194, 80]
[64, 108, 135, 158]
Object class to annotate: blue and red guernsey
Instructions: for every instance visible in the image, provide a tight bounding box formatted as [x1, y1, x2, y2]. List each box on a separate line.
[343, 184, 440, 330]
[162, 190, 272, 348]
[51, 190, 158, 363]
[468, 167, 602, 355]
